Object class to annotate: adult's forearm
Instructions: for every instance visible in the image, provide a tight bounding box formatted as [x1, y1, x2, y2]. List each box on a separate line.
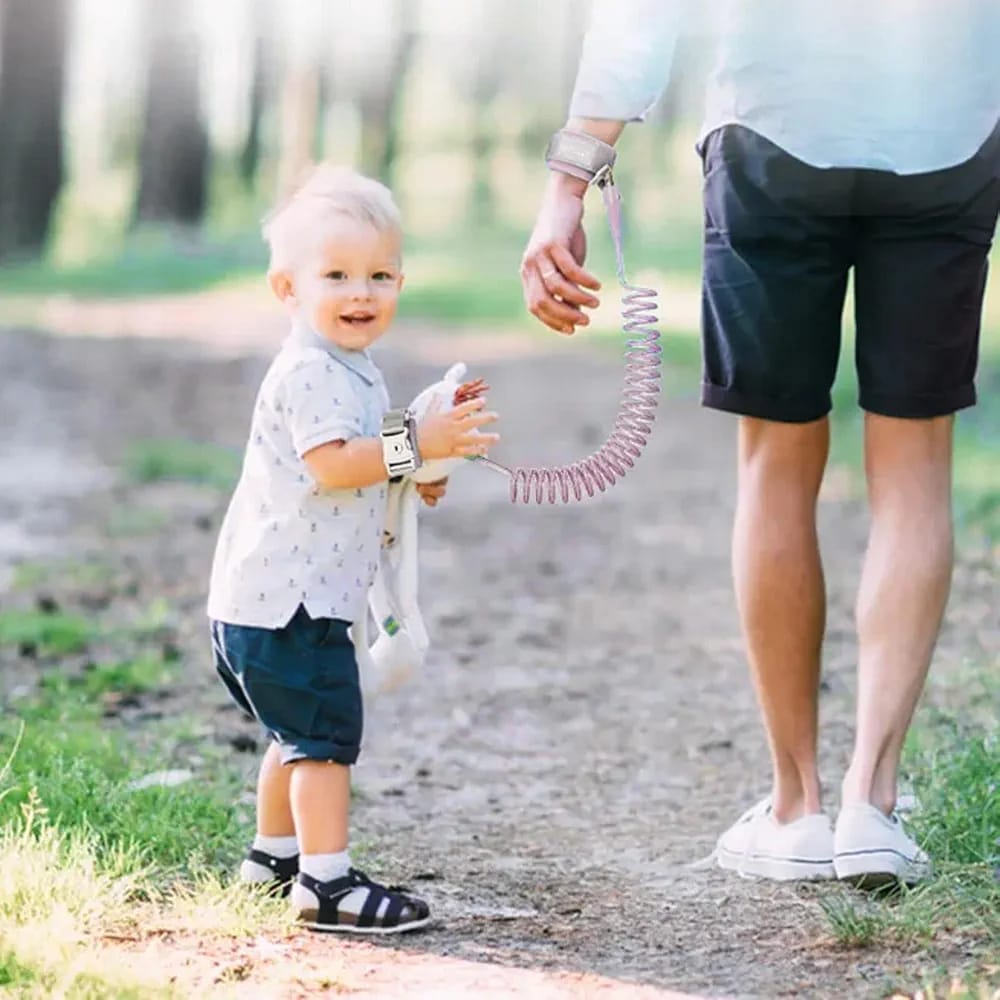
[565, 117, 627, 147]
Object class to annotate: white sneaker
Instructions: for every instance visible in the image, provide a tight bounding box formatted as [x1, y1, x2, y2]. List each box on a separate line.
[715, 798, 835, 881]
[834, 802, 932, 885]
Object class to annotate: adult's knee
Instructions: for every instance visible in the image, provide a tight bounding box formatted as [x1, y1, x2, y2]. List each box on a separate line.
[738, 416, 830, 497]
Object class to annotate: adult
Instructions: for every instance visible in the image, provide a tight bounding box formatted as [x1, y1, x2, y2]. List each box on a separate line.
[521, 0, 999, 882]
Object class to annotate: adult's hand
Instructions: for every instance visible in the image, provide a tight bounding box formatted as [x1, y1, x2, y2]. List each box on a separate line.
[520, 172, 602, 335]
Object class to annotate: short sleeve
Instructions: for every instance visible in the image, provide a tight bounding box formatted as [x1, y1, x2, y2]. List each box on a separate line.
[280, 354, 364, 458]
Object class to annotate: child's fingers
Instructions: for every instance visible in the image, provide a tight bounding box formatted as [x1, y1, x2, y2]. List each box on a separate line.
[416, 481, 447, 499]
[450, 398, 487, 419]
[460, 410, 499, 429]
[456, 432, 500, 453]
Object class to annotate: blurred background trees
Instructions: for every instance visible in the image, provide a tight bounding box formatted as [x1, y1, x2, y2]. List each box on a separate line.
[0, 0, 69, 262]
[0, 0, 710, 268]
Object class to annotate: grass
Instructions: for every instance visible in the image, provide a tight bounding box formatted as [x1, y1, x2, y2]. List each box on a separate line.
[124, 439, 242, 490]
[0, 611, 99, 657]
[0, 597, 295, 996]
[820, 669, 1000, 993]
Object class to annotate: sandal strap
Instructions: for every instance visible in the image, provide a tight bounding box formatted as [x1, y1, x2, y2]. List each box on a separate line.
[299, 868, 427, 928]
[245, 849, 299, 882]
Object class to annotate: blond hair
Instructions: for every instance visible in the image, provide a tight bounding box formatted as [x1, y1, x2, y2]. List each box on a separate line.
[262, 164, 402, 272]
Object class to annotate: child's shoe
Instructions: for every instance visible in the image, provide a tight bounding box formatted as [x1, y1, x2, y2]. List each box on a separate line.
[239, 848, 300, 897]
[291, 868, 431, 934]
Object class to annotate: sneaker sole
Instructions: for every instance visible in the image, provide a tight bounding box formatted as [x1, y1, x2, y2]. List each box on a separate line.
[717, 846, 834, 881]
[300, 915, 432, 935]
[834, 849, 929, 887]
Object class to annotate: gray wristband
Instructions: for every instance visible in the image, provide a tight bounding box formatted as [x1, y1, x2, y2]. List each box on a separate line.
[545, 128, 617, 186]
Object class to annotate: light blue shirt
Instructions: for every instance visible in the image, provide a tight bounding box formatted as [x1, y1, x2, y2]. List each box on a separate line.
[570, 0, 1000, 174]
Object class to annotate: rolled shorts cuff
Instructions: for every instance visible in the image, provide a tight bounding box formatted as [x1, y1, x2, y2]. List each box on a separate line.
[277, 735, 360, 766]
[701, 382, 832, 423]
[859, 384, 977, 419]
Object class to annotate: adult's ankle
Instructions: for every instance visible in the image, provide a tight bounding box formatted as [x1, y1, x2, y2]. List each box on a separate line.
[840, 770, 895, 816]
[771, 779, 822, 823]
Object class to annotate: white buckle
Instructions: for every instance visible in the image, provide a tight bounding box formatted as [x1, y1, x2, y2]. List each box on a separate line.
[590, 163, 614, 189]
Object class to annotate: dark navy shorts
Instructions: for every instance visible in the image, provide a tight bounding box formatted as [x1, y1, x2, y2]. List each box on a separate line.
[211, 606, 362, 766]
[700, 123, 1000, 422]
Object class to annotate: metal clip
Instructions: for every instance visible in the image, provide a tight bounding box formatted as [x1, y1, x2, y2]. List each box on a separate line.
[591, 163, 614, 189]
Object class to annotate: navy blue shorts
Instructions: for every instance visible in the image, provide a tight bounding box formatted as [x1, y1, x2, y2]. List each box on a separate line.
[210, 606, 362, 765]
[700, 123, 1000, 422]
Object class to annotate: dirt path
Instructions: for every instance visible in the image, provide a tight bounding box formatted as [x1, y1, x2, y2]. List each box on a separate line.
[0, 314, 996, 999]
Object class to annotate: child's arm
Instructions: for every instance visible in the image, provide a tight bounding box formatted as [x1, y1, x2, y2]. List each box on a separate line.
[303, 399, 499, 491]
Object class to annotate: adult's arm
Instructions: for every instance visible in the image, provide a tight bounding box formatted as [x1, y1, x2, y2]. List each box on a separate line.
[521, 0, 687, 335]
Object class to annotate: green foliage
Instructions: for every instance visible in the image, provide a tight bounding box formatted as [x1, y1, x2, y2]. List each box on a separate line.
[904, 692, 1000, 867]
[0, 234, 263, 299]
[820, 679, 1000, 960]
[124, 439, 241, 490]
[0, 611, 98, 657]
[1, 679, 245, 878]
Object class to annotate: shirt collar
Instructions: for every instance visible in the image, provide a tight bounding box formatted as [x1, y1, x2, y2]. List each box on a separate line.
[289, 317, 380, 386]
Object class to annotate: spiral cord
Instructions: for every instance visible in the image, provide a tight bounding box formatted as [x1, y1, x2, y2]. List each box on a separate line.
[505, 179, 662, 504]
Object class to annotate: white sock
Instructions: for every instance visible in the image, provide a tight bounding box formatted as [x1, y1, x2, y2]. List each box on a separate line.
[253, 834, 299, 858]
[299, 851, 352, 882]
[293, 851, 374, 917]
[239, 833, 298, 884]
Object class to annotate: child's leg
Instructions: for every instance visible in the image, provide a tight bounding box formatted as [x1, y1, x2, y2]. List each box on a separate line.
[290, 760, 350, 853]
[240, 741, 299, 888]
[289, 758, 429, 933]
[257, 740, 295, 837]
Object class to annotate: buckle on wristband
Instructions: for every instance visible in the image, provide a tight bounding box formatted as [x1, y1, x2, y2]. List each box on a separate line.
[590, 163, 614, 189]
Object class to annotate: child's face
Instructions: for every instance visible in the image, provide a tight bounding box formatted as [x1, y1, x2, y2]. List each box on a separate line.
[290, 216, 403, 351]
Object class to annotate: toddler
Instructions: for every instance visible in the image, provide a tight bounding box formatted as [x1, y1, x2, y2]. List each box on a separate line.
[207, 165, 499, 933]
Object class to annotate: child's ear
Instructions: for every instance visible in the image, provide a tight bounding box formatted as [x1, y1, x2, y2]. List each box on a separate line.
[268, 270, 295, 304]
[398, 272, 405, 292]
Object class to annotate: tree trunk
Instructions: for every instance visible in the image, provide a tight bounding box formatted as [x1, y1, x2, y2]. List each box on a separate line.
[133, 0, 208, 227]
[358, 0, 417, 186]
[239, 0, 271, 188]
[0, 0, 69, 262]
[276, 66, 321, 198]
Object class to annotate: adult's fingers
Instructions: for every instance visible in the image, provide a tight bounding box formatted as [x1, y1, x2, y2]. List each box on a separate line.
[525, 264, 590, 333]
[549, 244, 601, 291]
[538, 254, 600, 309]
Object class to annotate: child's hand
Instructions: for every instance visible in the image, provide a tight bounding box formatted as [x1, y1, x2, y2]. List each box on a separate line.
[415, 478, 448, 507]
[417, 398, 499, 461]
